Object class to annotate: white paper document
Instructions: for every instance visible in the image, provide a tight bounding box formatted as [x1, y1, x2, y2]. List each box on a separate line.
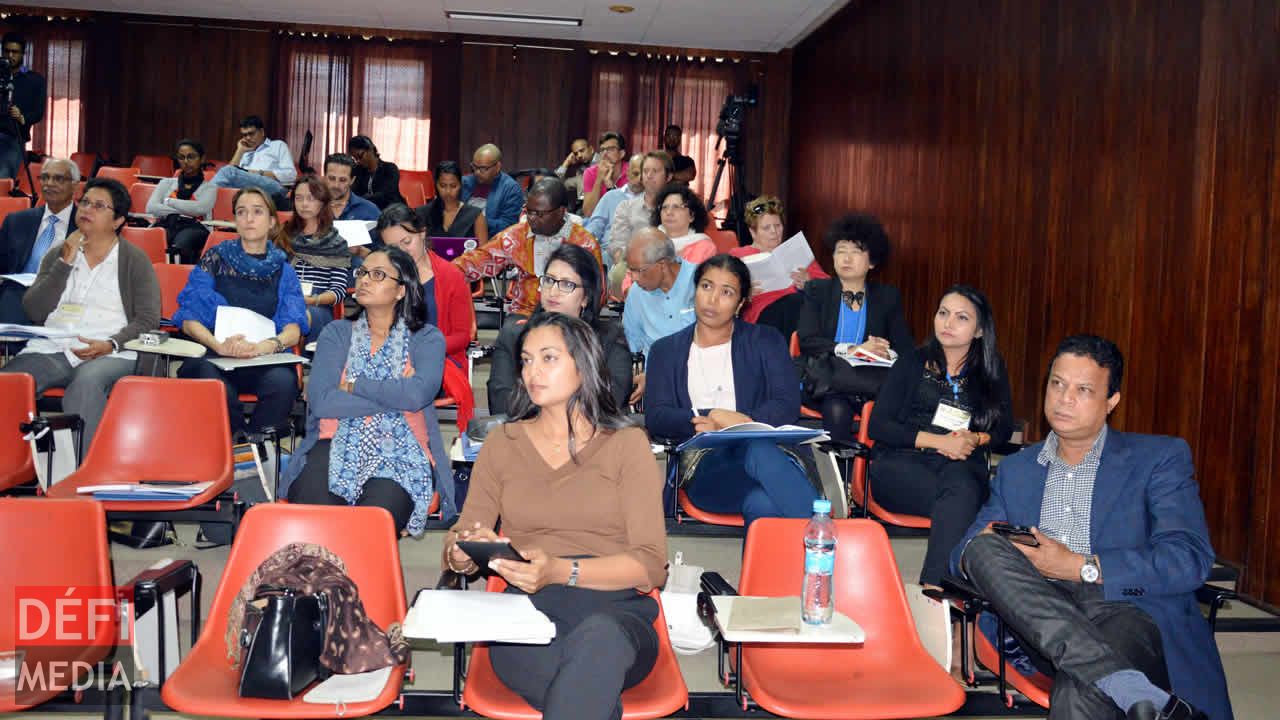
[403, 589, 556, 644]
[214, 306, 276, 343]
[741, 232, 815, 294]
[209, 353, 307, 371]
[304, 666, 393, 704]
[1, 273, 36, 287]
[334, 220, 375, 247]
[0, 323, 81, 339]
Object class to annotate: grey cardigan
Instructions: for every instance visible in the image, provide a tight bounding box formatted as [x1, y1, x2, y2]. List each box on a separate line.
[23, 238, 161, 347]
[145, 177, 217, 219]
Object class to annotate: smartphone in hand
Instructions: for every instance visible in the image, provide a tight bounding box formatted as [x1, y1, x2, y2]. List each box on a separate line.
[990, 522, 1040, 547]
[456, 540, 529, 565]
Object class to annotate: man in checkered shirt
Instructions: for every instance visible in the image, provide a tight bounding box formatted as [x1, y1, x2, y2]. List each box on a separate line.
[952, 335, 1231, 720]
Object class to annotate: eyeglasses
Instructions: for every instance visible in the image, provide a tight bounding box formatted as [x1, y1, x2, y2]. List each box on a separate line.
[748, 199, 781, 215]
[353, 267, 404, 284]
[599, 144, 622, 152]
[526, 207, 561, 220]
[539, 274, 581, 294]
[39, 173, 73, 184]
[660, 203, 688, 212]
[77, 198, 112, 212]
[471, 161, 497, 172]
[627, 261, 658, 276]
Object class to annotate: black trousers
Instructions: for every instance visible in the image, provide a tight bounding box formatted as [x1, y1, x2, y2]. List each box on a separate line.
[489, 585, 659, 720]
[869, 448, 988, 585]
[819, 393, 861, 445]
[168, 223, 210, 265]
[963, 533, 1170, 719]
[286, 439, 415, 532]
[177, 358, 297, 436]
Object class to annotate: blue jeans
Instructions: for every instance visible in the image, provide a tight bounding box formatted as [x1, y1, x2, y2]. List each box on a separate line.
[305, 303, 335, 344]
[0, 132, 25, 180]
[684, 439, 819, 527]
[212, 165, 286, 202]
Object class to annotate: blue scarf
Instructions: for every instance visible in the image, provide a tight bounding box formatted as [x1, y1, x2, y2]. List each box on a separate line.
[328, 317, 434, 535]
[218, 237, 287, 278]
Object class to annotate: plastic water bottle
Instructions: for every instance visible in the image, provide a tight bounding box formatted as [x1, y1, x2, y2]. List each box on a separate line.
[802, 498, 836, 625]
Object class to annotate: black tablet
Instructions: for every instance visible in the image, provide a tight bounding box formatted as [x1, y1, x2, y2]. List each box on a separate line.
[456, 540, 528, 565]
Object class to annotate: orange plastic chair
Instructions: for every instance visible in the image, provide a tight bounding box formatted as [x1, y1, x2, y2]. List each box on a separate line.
[0, 195, 30, 225]
[154, 262, 192, 329]
[789, 332, 824, 420]
[401, 169, 434, 200]
[17, 160, 42, 199]
[0, 177, 14, 196]
[972, 621, 1052, 708]
[705, 227, 739, 254]
[0, 498, 118, 712]
[0, 373, 36, 492]
[129, 181, 158, 214]
[95, 165, 140, 188]
[399, 179, 426, 208]
[131, 154, 174, 178]
[461, 576, 688, 719]
[277, 210, 293, 225]
[212, 186, 238, 221]
[161, 503, 408, 718]
[45, 377, 234, 513]
[121, 226, 167, 264]
[69, 151, 97, 179]
[851, 401, 930, 528]
[734, 518, 965, 718]
[203, 230, 237, 257]
[677, 489, 745, 527]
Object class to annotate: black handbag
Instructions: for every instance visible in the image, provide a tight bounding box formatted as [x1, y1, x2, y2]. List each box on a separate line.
[238, 585, 330, 699]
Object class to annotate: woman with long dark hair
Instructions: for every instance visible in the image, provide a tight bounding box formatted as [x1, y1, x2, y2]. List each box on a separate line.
[867, 284, 1013, 587]
[443, 313, 665, 720]
[487, 243, 633, 414]
[281, 247, 454, 532]
[287, 176, 351, 343]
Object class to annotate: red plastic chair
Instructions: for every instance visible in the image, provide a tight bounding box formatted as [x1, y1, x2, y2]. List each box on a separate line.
[203, 230, 237, 257]
[789, 332, 824, 420]
[851, 401, 930, 528]
[161, 503, 408, 717]
[401, 169, 434, 200]
[17, 160, 41, 199]
[734, 518, 965, 718]
[0, 373, 36, 492]
[129, 181, 157, 214]
[461, 576, 688, 719]
[69, 151, 97, 180]
[0, 498, 118, 712]
[212, 186, 238, 221]
[0, 195, 30, 225]
[45, 377, 234, 513]
[0, 177, 14, 196]
[705, 227, 739, 254]
[131, 154, 174, 178]
[95, 165, 139, 188]
[121, 226, 167, 264]
[399, 179, 426, 208]
[154, 262, 192, 330]
[972, 622, 1052, 709]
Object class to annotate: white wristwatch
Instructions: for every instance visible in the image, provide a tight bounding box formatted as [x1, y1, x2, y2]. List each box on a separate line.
[1080, 555, 1101, 584]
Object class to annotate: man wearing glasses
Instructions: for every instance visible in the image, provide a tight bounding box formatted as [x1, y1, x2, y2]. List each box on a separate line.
[453, 177, 600, 317]
[460, 143, 525, 234]
[212, 115, 297, 203]
[580, 131, 627, 216]
[0, 157, 78, 323]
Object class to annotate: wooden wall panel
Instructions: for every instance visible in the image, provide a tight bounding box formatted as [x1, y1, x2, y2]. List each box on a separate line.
[790, 0, 1280, 603]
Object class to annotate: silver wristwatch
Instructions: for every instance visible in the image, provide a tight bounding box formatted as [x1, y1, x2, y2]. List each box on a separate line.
[1080, 555, 1101, 584]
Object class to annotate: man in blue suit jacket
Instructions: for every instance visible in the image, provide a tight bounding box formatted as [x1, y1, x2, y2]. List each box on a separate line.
[952, 335, 1231, 720]
[461, 143, 525, 234]
[0, 157, 78, 323]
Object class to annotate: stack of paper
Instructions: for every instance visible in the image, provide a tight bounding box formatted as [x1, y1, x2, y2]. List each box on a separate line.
[76, 482, 214, 501]
[740, 232, 816, 294]
[214, 306, 277, 343]
[0, 323, 80, 339]
[403, 590, 555, 644]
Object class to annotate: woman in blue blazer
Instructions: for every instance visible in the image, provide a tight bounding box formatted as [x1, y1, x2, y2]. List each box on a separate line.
[646, 254, 818, 527]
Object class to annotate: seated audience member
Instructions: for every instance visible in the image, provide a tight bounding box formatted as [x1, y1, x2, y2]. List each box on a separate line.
[376, 203, 472, 370]
[581, 131, 627, 216]
[461, 143, 525, 233]
[212, 115, 297, 202]
[173, 187, 306, 438]
[584, 153, 643, 265]
[652, 183, 716, 263]
[796, 214, 914, 441]
[347, 135, 404, 209]
[324, 153, 379, 222]
[418, 160, 489, 244]
[488, 244, 632, 415]
[554, 136, 593, 203]
[729, 195, 827, 333]
[282, 247, 451, 534]
[0, 178, 159, 448]
[607, 151, 672, 295]
[0, 157, 78, 324]
[453, 177, 600, 317]
[663, 124, 696, 181]
[954, 335, 1231, 720]
[646, 254, 815, 527]
[146, 138, 215, 265]
[443, 312, 666, 720]
[286, 176, 350, 343]
[869, 285, 1011, 587]
[621, 228, 696, 364]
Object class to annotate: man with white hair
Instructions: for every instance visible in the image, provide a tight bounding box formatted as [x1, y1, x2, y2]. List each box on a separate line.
[461, 143, 525, 234]
[0, 157, 78, 323]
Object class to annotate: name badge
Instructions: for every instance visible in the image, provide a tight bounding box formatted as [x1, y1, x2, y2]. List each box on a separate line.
[932, 399, 972, 432]
[48, 302, 86, 327]
[300, 281, 314, 296]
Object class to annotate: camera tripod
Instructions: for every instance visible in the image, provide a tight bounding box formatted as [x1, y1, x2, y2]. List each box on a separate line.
[707, 133, 750, 238]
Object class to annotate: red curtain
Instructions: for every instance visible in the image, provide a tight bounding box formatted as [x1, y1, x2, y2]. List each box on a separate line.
[275, 35, 432, 172]
[18, 24, 87, 159]
[588, 54, 748, 217]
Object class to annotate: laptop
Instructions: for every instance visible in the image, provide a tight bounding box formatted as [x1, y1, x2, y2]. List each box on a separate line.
[430, 237, 476, 260]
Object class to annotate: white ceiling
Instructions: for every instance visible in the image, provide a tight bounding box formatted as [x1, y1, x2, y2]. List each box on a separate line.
[18, 0, 850, 52]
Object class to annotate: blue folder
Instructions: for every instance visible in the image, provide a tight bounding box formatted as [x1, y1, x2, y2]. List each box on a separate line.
[676, 426, 824, 453]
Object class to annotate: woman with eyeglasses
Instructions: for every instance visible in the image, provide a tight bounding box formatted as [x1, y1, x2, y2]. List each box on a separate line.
[375, 203, 473, 370]
[487, 243, 633, 415]
[795, 214, 915, 445]
[286, 176, 351, 344]
[650, 183, 716, 264]
[173, 187, 307, 439]
[729, 195, 828, 334]
[417, 160, 489, 245]
[145, 138, 215, 264]
[280, 247, 453, 533]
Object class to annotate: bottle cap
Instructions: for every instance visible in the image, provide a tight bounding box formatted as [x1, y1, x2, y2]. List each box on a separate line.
[813, 499, 831, 514]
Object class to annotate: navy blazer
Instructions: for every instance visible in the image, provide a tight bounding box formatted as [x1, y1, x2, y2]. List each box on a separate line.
[645, 319, 800, 441]
[953, 430, 1232, 720]
[0, 206, 75, 274]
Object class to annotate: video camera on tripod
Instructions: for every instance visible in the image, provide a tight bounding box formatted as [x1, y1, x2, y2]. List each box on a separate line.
[716, 93, 757, 143]
[708, 90, 758, 235]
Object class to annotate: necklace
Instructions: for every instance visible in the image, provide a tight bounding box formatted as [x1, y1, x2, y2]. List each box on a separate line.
[691, 328, 730, 403]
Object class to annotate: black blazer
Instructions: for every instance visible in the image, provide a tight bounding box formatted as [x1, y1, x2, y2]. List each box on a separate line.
[352, 160, 404, 209]
[0, 206, 76, 274]
[796, 278, 915, 359]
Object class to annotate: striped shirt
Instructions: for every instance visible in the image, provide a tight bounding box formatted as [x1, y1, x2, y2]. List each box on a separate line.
[290, 259, 349, 305]
[1036, 425, 1108, 555]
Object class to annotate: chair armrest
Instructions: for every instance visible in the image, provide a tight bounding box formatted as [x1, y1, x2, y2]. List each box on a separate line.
[1197, 584, 1236, 629]
[815, 439, 871, 459]
[126, 559, 202, 684]
[435, 570, 470, 591]
[700, 571, 738, 596]
[20, 413, 85, 435]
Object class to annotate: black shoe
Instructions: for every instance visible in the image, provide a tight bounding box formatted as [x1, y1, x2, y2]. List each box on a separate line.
[1126, 695, 1208, 720]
